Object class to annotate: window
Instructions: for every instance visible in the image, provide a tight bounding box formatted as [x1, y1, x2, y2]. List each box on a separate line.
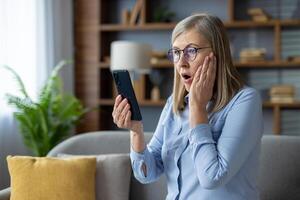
[0, 0, 38, 113]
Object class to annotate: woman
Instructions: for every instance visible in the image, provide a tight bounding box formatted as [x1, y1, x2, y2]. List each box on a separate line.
[112, 13, 263, 200]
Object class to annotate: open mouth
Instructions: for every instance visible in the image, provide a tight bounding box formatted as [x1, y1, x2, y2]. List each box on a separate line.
[181, 73, 192, 84]
[182, 74, 191, 80]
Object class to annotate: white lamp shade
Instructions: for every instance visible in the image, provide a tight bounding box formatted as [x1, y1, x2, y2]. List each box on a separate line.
[110, 41, 152, 71]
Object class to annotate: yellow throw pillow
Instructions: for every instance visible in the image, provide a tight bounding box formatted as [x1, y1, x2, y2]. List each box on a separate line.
[7, 156, 96, 200]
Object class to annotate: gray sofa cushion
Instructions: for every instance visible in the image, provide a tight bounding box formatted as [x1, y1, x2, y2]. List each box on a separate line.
[48, 131, 134, 156]
[258, 135, 300, 200]
[59, 153, 131, 200]
[0, 188, 10, 200]
[47, 131, 166, 200]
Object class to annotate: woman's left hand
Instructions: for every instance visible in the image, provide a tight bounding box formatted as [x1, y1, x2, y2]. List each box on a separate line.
[189, 52, 216, 126]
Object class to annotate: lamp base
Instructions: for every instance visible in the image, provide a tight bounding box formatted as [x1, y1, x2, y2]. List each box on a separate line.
[151, 86, 160, 101]
[132, 74, 145, 101]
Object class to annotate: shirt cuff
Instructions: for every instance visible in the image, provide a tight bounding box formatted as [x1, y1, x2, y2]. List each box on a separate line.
[188, 124, 215, 145]
[130, 146, 147, 161]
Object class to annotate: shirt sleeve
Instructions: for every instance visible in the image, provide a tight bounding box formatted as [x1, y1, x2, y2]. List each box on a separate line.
[130, 96, 172, 184]
[188, 88, 263, 189]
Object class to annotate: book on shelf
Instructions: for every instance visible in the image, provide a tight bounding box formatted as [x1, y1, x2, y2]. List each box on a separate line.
[151, 50, 167, 58]
[270, 85, 295, 96]
[287, 55, 300, 62]
[247, 8, 271, 22]
[248, 8, 265, 16]
[270, 96, 295, 103]
[269, 85, 296, 103]
[239, 48, 266, 62]
[121, 9, 131, 25]
[129, 0, 145, 25]
[240, 48, 266, 56]
[150, 58, 171, 65]
[252, 15, 270, 22]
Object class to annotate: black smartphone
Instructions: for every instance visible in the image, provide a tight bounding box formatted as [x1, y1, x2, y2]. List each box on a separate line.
[112, 70, 142, 121]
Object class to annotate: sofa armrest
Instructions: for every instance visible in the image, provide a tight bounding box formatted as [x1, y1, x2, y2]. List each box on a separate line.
[0, 187, 10, 200]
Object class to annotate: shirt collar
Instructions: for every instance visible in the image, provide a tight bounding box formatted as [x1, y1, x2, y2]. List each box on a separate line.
[184, 94, 189, 104]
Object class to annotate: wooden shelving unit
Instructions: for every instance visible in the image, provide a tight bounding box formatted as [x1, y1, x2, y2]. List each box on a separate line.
[74, 0, 300, 133]
[100, 23, 177, 31]
[76, 20, 300, 32]
[263, 101, 300, 135]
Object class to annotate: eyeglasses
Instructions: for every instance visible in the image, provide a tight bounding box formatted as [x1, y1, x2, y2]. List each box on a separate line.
[167, 46, 210, 63]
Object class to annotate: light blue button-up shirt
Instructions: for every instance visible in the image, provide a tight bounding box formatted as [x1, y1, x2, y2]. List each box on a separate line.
[130, 86, 263, 200]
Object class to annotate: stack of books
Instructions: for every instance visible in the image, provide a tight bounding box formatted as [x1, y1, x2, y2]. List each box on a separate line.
[270, 85, 295, 103]
[247, 8, 271, 22]
[121, 0, 145, 25]
[239, 48, 266, 62]
[150, 50, 170, 65]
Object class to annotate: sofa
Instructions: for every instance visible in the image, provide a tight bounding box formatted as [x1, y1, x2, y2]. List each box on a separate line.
[0, 131, 300, 200]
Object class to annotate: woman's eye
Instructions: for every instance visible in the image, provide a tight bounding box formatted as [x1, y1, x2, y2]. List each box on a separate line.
[187, 48, 196, 54]
[173, 50, 180, 55]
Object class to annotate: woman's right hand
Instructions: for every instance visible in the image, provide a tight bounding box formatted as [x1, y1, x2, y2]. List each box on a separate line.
[112, 95, 143, 133]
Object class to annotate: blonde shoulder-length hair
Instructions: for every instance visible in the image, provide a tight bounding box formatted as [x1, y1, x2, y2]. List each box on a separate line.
[172, 13, 244, 114]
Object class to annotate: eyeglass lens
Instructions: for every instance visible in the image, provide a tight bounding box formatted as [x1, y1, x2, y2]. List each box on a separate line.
[167, 47, 199, 63]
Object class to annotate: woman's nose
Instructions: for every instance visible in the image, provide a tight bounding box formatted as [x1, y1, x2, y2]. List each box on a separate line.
[177, 53, 189, 67]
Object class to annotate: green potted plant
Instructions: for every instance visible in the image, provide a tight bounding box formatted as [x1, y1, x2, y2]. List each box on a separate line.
[153, 6, 176, 23]
[3, 61, 88, 156]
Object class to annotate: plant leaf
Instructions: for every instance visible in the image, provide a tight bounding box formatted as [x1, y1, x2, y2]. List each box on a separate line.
[1, 65, 30, 98]
[6, 94, 36, 112]
[4, 59, 87, 156]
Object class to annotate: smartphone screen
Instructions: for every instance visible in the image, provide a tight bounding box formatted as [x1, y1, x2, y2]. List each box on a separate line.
[112, 70, 142, 121]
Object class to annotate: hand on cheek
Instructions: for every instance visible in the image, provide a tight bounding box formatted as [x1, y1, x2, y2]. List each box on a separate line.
[189, 52, 216, 127]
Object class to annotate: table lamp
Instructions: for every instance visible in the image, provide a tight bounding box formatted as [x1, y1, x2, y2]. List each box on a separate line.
[110, 41, 152, 100]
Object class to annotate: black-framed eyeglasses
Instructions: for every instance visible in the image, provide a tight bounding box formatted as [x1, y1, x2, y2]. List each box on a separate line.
[167, 46, 210, 63]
